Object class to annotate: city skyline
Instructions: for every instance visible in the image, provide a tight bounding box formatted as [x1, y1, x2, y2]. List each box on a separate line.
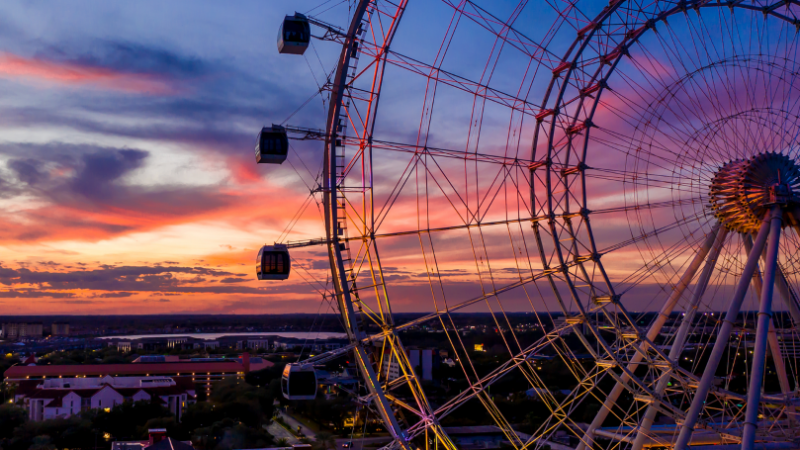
[0, 0, 793, 317]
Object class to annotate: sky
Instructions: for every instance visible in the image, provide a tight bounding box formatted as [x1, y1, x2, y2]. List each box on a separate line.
[0, 1, 342, 314]
[0, 0, 798, 316]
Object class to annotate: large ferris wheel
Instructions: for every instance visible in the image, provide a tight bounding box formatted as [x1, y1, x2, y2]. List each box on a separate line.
[257, 1, 800, 449]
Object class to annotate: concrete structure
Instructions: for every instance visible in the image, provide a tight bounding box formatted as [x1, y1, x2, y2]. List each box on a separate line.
[2, 322, 43, 340]
[4, 353, 271, 398]
[103, 335, 346, 353]
[51, 323, 70, 336]
[408, 348, 436, 381]
[380, 348, 439, 381]
[381, 358, 402, 381]
[273, 338, 346, 352]
[246, 338, 270, 350]
[112, 429, 194, 450]
[17, 376, 195, 421]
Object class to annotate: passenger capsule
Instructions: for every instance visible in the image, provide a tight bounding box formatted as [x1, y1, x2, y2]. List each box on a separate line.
[281, 363, 317, 400]
[278, 13, 311, 55]
[255, 125, 289, 164]
[257, 244, 290, 281]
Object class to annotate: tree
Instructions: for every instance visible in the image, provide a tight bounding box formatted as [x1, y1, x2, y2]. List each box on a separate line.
[314, 431, 336, 450]
[28, 435, 55, 450]
[91, 400, 172, 441]
[0, 405, 27, 440]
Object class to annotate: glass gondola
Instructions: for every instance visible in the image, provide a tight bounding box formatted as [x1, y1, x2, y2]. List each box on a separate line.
[255, 125, 289, 164]
[257, 244, 290, 281]
[277, 13, 311, 55]
[281, 363, 317, 400]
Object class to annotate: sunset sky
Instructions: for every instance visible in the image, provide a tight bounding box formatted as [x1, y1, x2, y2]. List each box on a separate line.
[0, 1, 795, 315]
[0, 1, 345, 314]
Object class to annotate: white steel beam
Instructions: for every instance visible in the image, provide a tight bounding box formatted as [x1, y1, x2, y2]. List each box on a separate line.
[631, 227, 729, 450]
[675, 211, 775, 450]
[577, 224, 722, 450]
[742, 208, 783, 450]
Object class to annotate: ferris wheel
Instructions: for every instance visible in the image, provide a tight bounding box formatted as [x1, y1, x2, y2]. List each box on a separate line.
[258, 1, 800, 449]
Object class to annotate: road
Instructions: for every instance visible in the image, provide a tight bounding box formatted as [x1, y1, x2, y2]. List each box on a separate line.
[278, 410, 318, 439]
[274, 410, 393, 449]
[333, 436, 393, 450]
[265, 420, 300, 445]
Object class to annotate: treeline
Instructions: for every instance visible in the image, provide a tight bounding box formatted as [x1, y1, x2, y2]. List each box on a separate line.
[0, 365, 286, 450]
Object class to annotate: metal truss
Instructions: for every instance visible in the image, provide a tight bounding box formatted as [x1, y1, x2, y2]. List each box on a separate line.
[278, 1, 800, 450]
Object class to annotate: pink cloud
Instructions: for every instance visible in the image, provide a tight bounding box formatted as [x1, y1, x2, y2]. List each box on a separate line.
[0, 52, 176, 95]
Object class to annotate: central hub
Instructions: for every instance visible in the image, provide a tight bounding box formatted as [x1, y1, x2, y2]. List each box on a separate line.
[709, 152, 800, 234]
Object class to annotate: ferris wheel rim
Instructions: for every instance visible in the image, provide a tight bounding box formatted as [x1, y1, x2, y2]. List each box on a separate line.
[290, 0, 800, 449]
[532, 1, 800, 448]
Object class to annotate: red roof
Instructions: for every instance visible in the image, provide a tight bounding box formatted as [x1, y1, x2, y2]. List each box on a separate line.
[15, 380, 42, 397]
[4, 361, 247, 380]
[115, 388, 146, 397]
[28, 389, 71, 402]
[146, 385, 189, 396]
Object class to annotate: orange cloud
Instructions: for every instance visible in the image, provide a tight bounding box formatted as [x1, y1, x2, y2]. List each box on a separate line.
[0, 52, 175, 94]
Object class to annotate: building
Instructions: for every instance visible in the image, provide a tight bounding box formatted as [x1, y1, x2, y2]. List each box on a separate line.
[4, 352, 271, 398]
[246, 338, 270, 350]
[273, 337, 347, 352]
[193, 340, 219, 350]
[51, 323, 70, 336]
[113, 429, 194, 450]
[103, 334, 346, 354]
[379, 348, 438, 381]
[1, 322, 43, 340]
[16, 376, 195, 421]
[444, 426, 532, 449]
[118, 341, 133, 352]
[408, 348, 436, 381]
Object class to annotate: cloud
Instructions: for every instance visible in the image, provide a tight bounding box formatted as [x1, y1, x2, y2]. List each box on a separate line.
[0, 141, 311, 243]
[91, 292, 135, 298]
[0, 52, 177, 94]
[0, 290, 75, 298]
[60, 40, 209, 79]
[220, 277, 249, 284]
[68, 149, 147, 200]
[0, 263, 296, 298]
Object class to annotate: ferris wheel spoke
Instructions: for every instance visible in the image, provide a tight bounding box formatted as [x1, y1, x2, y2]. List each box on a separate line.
[615, 221, 712, 295]
[625, 226, 731, 449]
[422, 323, 583, 426]
[279, 1, 800, 446]
[440, 0, 562, 62]
[587, 119, 717, 183]
[287, 198, 711, 250]
[648, 22, 743, 156]
[385, 51, 543, 119]
[599, 209, 708, 255]
[675, 209, 778, 450]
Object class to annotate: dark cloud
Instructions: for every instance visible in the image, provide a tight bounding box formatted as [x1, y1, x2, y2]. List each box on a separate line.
[0, 264, 234, 288]
[91, 292, 135, 298]
[69, 149, 147, 201]
[8, 159, 44, 185]
[0, 141, 256, 242]
[0, 264, 289, 296]
[311, 260, 332, 270]
[60, 40, 209, 79]
[0, 290, 75, 298]
[219, 277, 249, 284]
[6, 143, 148, 201]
